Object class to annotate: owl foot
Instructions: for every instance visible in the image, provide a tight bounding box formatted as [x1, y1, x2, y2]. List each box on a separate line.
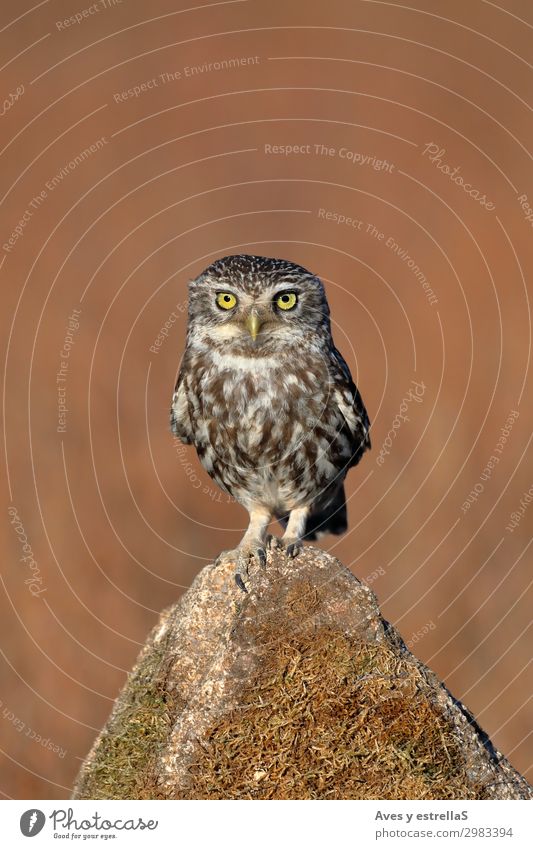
[235, 545, 267, 593]
[216, 543, 267, 592]
[282, 538, 303, 558]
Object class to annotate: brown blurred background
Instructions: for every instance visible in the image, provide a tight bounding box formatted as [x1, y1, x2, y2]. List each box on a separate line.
[1, 0, 532, 798]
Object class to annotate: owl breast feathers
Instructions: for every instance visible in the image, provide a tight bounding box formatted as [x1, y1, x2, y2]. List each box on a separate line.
[170, 254, 370, 546]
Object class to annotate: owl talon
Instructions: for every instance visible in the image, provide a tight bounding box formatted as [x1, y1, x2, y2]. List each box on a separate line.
[235, 572, 248, 593]
[284, 540, 303, 558]
[257, 547, 267, 568]
[266, 535, 282, 550]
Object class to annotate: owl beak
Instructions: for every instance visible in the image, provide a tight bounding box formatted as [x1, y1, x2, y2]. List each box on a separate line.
[245, 310, 262, 341]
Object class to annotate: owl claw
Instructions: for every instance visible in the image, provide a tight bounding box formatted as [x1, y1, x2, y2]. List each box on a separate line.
[218, 540, 267, 590]
[235, 546, 267, 591]
[284, 540, 303, 558]
[235, 572, 248, 593]
[266, 535, 282, 551]
[235, 550, 250, 592]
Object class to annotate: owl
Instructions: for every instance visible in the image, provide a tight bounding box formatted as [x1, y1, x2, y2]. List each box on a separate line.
[170, 255, 371, 590]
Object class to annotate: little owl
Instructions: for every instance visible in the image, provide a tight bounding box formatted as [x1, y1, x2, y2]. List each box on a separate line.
[170, 254, 371, 590]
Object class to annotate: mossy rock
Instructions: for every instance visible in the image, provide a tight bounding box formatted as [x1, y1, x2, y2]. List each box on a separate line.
[73, 548, 533, 800]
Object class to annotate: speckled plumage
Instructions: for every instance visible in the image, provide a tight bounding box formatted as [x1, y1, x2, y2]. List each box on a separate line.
[170, 254, 370, 584]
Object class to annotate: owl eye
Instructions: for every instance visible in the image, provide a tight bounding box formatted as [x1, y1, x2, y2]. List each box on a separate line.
[216, 292, 237, 310]
[275, 292, 298, 311]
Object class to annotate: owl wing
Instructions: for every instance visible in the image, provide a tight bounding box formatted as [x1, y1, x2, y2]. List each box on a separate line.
[170, 368, 193, 444]
[329, 347, 371, 466]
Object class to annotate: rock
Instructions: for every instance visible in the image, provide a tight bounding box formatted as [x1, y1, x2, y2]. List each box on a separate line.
[72, 547, 532, 800]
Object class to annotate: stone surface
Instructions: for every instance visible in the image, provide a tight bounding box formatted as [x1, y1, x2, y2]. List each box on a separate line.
[73, 547, 533, 800]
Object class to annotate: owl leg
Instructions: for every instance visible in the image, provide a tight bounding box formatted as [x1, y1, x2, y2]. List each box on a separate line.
[281, 506, 310, 558]
[216, 507, 272, 591]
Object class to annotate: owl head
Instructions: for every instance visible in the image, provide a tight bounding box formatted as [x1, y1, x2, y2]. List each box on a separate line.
[186, 254, 331, 355]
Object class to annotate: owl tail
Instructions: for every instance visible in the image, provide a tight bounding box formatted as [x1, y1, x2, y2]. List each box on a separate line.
[304, 483, 348, 540]
[277, 484, 348, 541]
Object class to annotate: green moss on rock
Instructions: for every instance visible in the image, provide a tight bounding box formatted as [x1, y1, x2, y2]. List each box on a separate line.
[76, 634, 181, 800]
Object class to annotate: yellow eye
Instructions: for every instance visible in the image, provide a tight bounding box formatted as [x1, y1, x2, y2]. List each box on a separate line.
[275, 292, 298, 310]
[216, 292, 237, 310]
